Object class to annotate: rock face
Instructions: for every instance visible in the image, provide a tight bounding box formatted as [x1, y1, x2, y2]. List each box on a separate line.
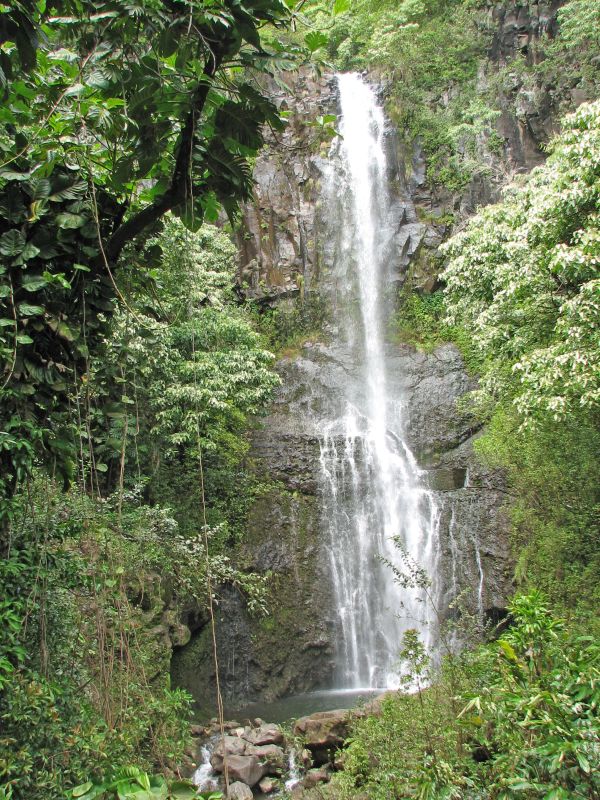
[235, 70, 337, 302]
[173, 180, 512, 710]
[266, 340, 512, 618]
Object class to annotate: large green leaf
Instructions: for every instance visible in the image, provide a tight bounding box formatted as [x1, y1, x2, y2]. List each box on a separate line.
[304, 30, 328, 52]
[17, 303, 44, 316]
[167, 782, 200, 799]
[21, 274, 49, 291]
[72, 782, 94, 798]
[55, 212, 86, 229]
[0, 230, 26, 257]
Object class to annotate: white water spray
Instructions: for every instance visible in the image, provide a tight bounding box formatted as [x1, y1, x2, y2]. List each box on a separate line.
[319, 73, 441, 689]
[191, 743, 219, 792]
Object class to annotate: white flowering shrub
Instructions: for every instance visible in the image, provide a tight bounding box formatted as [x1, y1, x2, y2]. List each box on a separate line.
[99, 217, 279, 459]
[442, 101, 600, 421]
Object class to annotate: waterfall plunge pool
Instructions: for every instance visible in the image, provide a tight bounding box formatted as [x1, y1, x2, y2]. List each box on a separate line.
[198, 688, 386, 726]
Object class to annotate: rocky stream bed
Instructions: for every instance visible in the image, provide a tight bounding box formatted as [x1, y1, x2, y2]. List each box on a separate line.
[187, 697, 389, 799]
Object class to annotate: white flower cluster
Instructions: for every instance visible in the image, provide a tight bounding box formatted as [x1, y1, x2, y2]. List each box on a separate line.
[442, 101, 600, 422]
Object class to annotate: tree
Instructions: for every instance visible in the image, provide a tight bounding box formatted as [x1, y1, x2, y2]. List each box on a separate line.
[0, 0, 299, 517]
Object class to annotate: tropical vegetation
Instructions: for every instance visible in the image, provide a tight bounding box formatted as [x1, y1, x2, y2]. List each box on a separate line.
[1, 0, 599, 798]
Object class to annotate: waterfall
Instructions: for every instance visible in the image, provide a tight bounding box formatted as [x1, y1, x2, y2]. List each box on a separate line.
[319, 73, 441, 689]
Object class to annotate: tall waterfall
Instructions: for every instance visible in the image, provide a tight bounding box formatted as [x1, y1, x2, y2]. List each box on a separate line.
[319, 73, 441, 689]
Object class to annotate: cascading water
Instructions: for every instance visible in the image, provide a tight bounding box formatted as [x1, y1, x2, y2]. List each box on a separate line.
[319, 73, 441, 689]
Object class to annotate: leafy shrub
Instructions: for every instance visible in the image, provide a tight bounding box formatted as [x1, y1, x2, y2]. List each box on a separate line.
[251, 291, 328, 354]
[69, 767, 221, 800]
[390, 290, 482, 374]
[475, 407, 600, 618]
[443, 101, 600, 423]
[333, 593, 600, 799]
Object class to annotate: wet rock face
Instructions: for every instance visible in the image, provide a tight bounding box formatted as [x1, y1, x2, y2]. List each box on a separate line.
[171, 345, 512, 708]
[179, 340, 511, 705]
[236, 70, 338, 302]
[236, 69, 438, 299]
[264, 340, 513, 621]
[174, 8, 576, 707]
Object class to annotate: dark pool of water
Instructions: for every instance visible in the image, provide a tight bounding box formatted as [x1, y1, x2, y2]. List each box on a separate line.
[222, 687, 385, 725]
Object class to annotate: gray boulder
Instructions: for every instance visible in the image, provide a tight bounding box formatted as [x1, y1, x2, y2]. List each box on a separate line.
[294, 709, 356, 765]
[210, 736, 248, 771]
[227, 782, 253, 800]
[243, 723, 285, 746]
[302, 767, 331, 788]
[226, 754, 266, 788]
[254, 744, 285, 773]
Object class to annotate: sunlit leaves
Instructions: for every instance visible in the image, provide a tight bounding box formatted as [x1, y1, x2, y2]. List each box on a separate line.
[333, 0, 350, 13]
[69, 768, 217, 800]
[304, 30, 328, 51]
[442, 100, 600, 422]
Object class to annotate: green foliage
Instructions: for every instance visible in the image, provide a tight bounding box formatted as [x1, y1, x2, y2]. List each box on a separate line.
[0, 484, 191, 799]
[251, 291, 328, 355]
[390, 290, 482, 374]
[304, 0, 599, 197]
[0, 216, 274, 798]
[460, 593, 600, 799]
[557, 0, 600, 52]
[443, 100, 600, 423]
[91, 216, 279, 543]
[0, 0, 303, 512]
[333, 593, 600, 800]
[69, 768, 221, 800]
[475, 407, 600, 618]
[117, 218, 279, 458]
[0, 478, 267, 799]
[532, 0, 600, 95]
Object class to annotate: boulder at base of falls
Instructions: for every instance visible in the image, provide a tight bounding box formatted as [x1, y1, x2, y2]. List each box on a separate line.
[302, 767, 331, 789]
[226, 754, 266, 788]
[242, 723, 285, 746]
[210, 733, 285, 778]
[227, 781, 254, 800]
[258, 777, 277, 794]
[210, 736, 247, 770]
[293, 709, 357, 765]
[253, 744, 286, 773]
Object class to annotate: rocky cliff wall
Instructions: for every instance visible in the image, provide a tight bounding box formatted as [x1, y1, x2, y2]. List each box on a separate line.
[236, 1, 591, 298]
[172, 339, 513, 706]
